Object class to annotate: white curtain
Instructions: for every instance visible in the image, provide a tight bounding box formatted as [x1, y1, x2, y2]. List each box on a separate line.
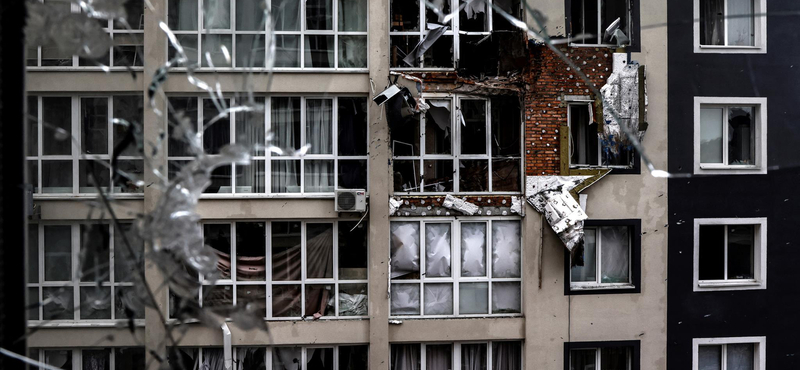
[236, 0, 263, 30]
[305, 100, 333, 192]
[461, 344, 487, 370]
[172, 0, 198, 30]
[235, 348, 265, 370]
[203, 0, 231, 29]
[202, 349, 225, 370]
[423, 284, 453, 315]
[338, 0, 367, 31]
[391, 284, 420, 315]
[83, 351, 109, 370]
[701, 0, 724, 45]
[425, 223, 451, 277]
[600, 226, 630, 283]
[492, 342, 522, 370]
[491, 221, 521, 278]
[391, 222, 420, 278]
[571, 228, 597, 282]
[391, 345, 420, 370]
[425, 345, 452, 370]
[461, 223, 486, 277]
[273, 347, 302, 370]
[271, 98, 300, 193]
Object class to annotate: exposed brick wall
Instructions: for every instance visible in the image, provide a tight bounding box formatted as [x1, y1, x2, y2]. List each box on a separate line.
[524, 45, 614, 176]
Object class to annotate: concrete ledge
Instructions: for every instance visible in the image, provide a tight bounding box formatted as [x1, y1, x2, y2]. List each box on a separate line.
[173, 319, 370, 346]
[28, 326, 145, 348]
[388, 317, 525, 343]
[27, 71, 144, 92]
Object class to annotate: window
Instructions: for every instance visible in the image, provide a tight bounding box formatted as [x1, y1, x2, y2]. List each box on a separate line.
[568, 102, 635, 168]
[170, 220, 368, 319]
[694, 218, 766, 291]
[29, 347, 145, 369]
[167, 0, 367, 69]
[168, 345, 368, 369]
[694, 0, 767, 53]
[566, 341, 639, 370]
[27, 0, 145, 68]
[391, 96, 521, 193]
[568, 220, 641, 294]
[693, 337, 766, 370]
[391, 341, 522, 370]
[389, 219, 521, 317]
[26, 95, 145, 195]
[694, 97, 767, 175]
[166, 96, 368, 195]
[389, 0, 522, 69]
[569, 0, 633, 46]
[27, 222, 144, 322]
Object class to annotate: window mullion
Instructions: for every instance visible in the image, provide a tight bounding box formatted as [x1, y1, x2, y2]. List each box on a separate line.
[72, 97, 80, 194]
[596, 0, 603, 44]
[72, 224, 80, 321]
[723, 0, 729, 46]
[723, 225, 728, 281]
[596, 228, 603, 284]
[486, 99, 492, 191]
[722, 106, 729, 165]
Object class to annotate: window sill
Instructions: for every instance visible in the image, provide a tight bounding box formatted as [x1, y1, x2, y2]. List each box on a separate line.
[388, 314, 523, 320]
[27, 67, 145, 72]
[569, 43, 629, 49]
[694, 44, 766, 54]
[695, 280, 765, 292]
[33, 194, 144, 199]
[568, 283, 638, 295]
[167, 67, 369, 73]
[28, 319, 145, 328]
[694, 164, 766, 175]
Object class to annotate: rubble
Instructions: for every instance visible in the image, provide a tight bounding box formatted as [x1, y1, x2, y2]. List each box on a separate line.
[441, 194, 480, 215]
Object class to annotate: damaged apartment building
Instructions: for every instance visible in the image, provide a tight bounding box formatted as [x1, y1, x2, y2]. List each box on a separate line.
[23, 0, 667, 369]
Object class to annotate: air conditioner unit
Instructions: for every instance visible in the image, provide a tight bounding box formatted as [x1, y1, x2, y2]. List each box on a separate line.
[335, 189, 367, 212]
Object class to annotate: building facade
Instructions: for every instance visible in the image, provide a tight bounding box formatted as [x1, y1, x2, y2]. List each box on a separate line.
[24, 0, 667, 369]
[667, 0, 800, 368]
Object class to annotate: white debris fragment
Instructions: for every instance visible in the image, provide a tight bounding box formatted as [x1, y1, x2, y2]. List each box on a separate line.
[389, 197, 402, 216]
[441, 194, 479, 215]
[525, 176, 590, 253]
[389, 320, 403, 325]
[600, 54, 647, 158]
[510, 196, 525, 216]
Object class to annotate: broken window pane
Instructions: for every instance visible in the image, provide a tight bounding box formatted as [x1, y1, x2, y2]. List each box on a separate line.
[81, 98, 108, 155]
[28, 287, 39, 320]
[426, 344, 452, 370]
[305, 35, 335, 68]
[423, 35, 453, 68]
[115, 348, 146, 370]
[601, 0, 628, 43]
[727, 343, 755, 370]
[462, 343, 487, 370]
[305, 284, 334, 317]
[307, 0, 333, 30]
[45, 225, 71, 281]
[493, 0, 522, 30]
[727, 0, 755, 46]
[236, 34, 266, 67]
[27, 96, 38, 156]
[491, 97, 521, 157]
[203, 285, 233, 313]
[28, 160, 38, 193]
[491, 282, 520, 313]
[80, 224, 110, 282]
[339, 35, 368, 68]
[339, 283, 368, 316]
[79, 160, 111, 193]
[425, 0, 450, 26]
[700, 0, 724, 45]
[169, 34, 199, 67]
[390, 222, 420, 279]
[425, 223, 451, 277]
[461, 100, 487, 154]
[305, 160, 334, 192]
[425, 100, 452, 154]
[570, 104, 599, 166]
[390, 283, 420, 315]
[113, 95, 143, 157]
[237, 285, 267, 317]
[272, 97, 301, 153]
[459, 160, 488, 192]
[423, 283, 453, 315]
[339, 221, 368, 279]
[203, 99, 230, 154]
[42, 160, 72, 193]
[206, 164, 232, 193]
[236, 222, 266, 281]
[423, 160, 453, 192]
[306, 223, 334, 278]
[338, 97, 368, 156]
[394, 160, 421, 192]
[698, 345, 722, 370]
[390, 35, 420, 68]
[273, 347, 302, 370]
[307, 347, 334, 370]
[114, 223, 143, 283]
[236, 348, 266, 370]
[728, 107, 754, 165]
[459, 282, 488, 314]
[201, 34, 233, 68]
[492, 221, 521, 278]
[168, 0, 199, 30]
[492, 159, 520, 192]
[699, 225, 725, 280]
[460, 0, 489, 31]
[116, 286, 144, 319]
[338, 159, 367, 190]
[167, 97, 197, 157]
[390, 0, 420, 31]
[571, 0, 599, 43]
[42, 97, 72, 156]
[600, 226, 630, 283]
[275, 35, 301, 67]
[28, 225, 39, 283]
[727, 225, 755, 279]
[205, 224, 232, 279]
[339, 0, 367, 31]
[339, 345, 368, 370]
[272, 221, 302, 281]
[80, 286, 111, 319]
[45, 349, 72, 369]
[461, 223, 486, 277]
[572, 228, 597, 282]
[391, 111, 421, 156]
[272, 160, 300, 193]
[113, 34, 144, 66]
[43, 287, 73, 320]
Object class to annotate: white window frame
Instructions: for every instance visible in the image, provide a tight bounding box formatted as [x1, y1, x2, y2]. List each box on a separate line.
[166, 0, 368, 71]
[692, 337, 766, 370]
[569, 225, 634, 290]
[693, 0, 767, 54]
[31, 347, 145, 370]
[389, 0, 501, 70]
[165, 95, 369, 198]
[567, 99, 601, 168]
[27, 222, 143, 325]
[569, 0, 633, 47]
[693, 97, 767, 175]
[392, 94, 523, 194]
[173, 220, 369, 320]
[568, 346, 635, 370]
[391, 341, 523, 370]
[27, 0, 145, 69]
[693, 217, 767, 292]
[389, 218, 523, 318]
[167, 345, 368, 369]
[27, 95, 145, 198]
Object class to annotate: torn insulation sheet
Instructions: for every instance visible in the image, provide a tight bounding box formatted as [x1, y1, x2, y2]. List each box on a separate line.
[510, 196, 524, 216]
[525, 176, 590, 257]
[389, 198, 402, 216]
[402, 23, 449, 67]
[600, 54, 647, 160]
[441, 194, 479, 215]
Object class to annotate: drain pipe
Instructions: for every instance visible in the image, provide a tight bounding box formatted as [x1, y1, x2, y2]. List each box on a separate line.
[221, 323, 232, 369]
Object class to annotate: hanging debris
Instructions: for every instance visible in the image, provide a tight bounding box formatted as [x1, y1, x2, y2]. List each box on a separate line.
[441, 194, 480, 215]
[600, 54, 648, 162]
[525, 176, 590, 261]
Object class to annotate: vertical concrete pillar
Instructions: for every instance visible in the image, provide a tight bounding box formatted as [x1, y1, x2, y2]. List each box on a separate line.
[367, 0, 391, 367]
[523, 212, 542, 368]
[142, 0, 168, 368]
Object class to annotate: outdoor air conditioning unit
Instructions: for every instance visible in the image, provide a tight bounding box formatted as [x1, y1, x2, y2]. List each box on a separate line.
[335, 189, 366, 212]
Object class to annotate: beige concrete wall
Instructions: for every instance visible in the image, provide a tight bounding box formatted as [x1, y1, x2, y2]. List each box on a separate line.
[28, 327, 145, 348]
